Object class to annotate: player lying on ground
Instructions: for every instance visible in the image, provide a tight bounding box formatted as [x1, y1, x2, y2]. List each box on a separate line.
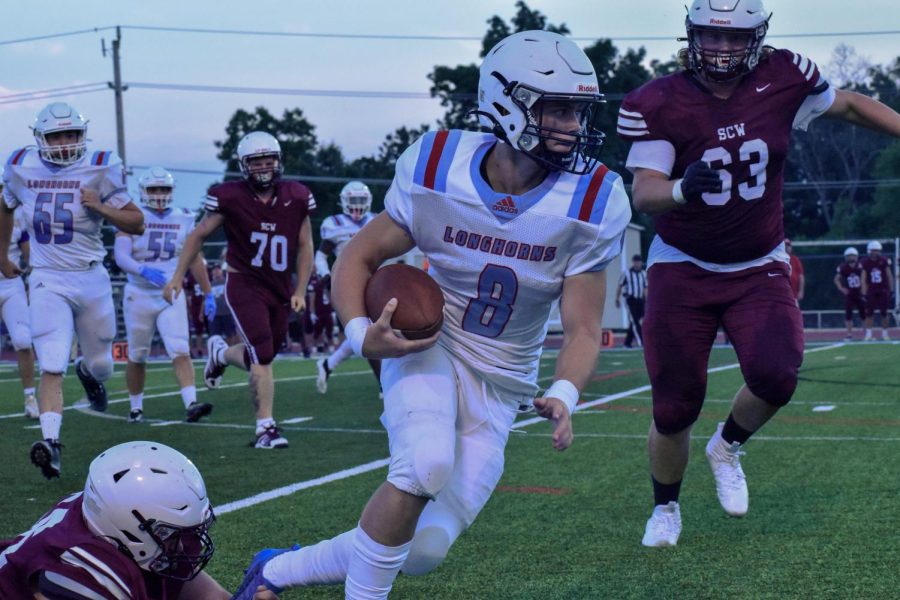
[0, 441, 278, 599]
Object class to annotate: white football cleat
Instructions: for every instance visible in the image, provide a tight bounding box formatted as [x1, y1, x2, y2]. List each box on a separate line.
[315, 358, 330, 394]
[204, 335, 229, 389]
[642, 501, 681, 547]
[24, 393, 39, 419]
[706, 422, 749, 517]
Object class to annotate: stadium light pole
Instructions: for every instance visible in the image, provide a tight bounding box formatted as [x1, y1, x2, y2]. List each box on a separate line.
[103, 26, 128, 165]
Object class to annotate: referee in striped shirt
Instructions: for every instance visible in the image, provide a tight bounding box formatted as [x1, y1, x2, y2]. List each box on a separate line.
[616, 254, 648, 348]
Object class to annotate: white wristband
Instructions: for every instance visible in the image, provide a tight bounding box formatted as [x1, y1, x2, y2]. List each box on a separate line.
[345, 316, 372, 357]
[672, 178, 686, 204]
[545, 379, 579, 416]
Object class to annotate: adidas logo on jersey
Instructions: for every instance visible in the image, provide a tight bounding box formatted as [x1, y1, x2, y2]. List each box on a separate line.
[492, 196, 518, 214]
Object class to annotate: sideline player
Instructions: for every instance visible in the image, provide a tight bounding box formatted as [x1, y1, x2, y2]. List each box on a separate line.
[114, 167, 216, 423]
[618, 0, 900, 546]
[164, 132, 314, 449]
[860, 240, 895, 340]
[833, 247, 866, 341]
[0, 174, 37, 419]
[232, 30, 629, 599]
[0, 102, 145, 479]
[314, 181, 380, 394]
[0, 441, 278, 599]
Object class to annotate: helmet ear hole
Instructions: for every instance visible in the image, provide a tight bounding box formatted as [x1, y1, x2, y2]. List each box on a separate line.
[493, 103, 510, 117]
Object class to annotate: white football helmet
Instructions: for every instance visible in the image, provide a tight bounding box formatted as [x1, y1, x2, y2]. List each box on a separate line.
[476, 30, 606, 174]
[844, 247, 859, 259]
[139, 167, 175, 211]
[339, 181, 372, 221]
[685, 0, 771, 82]
[236, 131, 283, 189]
[82, 441, 215, 581]
[31, 102, 89, 166]
[867, 240, 882, 253]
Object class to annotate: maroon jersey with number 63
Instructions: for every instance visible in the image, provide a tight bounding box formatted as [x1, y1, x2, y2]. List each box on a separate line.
[205, 180, 315, 301]
[860, 255, 892, 293]
[0, 493, 183, 600]
[619, 49, 829, 264]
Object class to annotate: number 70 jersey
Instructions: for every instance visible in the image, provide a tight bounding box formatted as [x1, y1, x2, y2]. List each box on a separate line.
[386, 130, 631, 396]
[3, 147, 130, 270]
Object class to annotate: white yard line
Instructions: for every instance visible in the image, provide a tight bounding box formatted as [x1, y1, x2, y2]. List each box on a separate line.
[216, 343, 847, 516]
[0, 369, 371, 420]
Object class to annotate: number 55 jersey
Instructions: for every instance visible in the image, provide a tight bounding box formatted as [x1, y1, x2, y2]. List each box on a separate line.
[386, 130, 631, 396]
[125, 207, 197, 289]
[618, 49, 835, 265]
[3, 148, 130, 270]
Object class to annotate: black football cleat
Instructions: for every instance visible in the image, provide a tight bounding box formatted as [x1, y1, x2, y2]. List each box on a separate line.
[185, 401, 214, 423]
[31, 439, 62, 479]
[75, 358, 107, 412]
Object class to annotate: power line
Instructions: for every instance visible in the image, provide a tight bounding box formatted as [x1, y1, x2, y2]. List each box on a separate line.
[3, 25, 900, 48]
[134, 165, 900, 192]
[131, 165, 393, 186]
[127, 82, 437, 100]
[0, 27, 113, 46]
[0, 84, 109, 106]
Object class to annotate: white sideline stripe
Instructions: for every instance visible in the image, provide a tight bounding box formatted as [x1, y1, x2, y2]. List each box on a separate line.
[517, 432, 900, 442]
[215, 343, 847, 516]
[216, 459, 391, 515]
[598, 394, 897, 407]
[0, 369, 372, 420]
[281, 416, 314, 424]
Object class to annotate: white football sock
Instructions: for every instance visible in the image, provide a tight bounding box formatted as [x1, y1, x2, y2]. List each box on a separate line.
[129, 393, 143, 411]
[263, 529, 355, 588]
[344, 525, 411, 600]
[39, 412, 62, 440]
[327, 339, 354, 371]
[23, 387, 35, 398]
[180, 385, 197, 409]
[256, 418, 276, 433]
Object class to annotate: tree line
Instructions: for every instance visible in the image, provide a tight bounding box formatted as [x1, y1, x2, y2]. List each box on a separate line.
[213, 1, 900, 246]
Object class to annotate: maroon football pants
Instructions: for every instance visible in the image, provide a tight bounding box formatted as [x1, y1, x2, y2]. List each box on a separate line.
[845, 292, 867, 320]
[224, 272, 290, 366]
[643, 261, 804, 435]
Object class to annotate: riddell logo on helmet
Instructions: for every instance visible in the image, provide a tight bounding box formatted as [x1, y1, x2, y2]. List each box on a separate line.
[578, 84, 598, 92]
[709, 18, 732, 25]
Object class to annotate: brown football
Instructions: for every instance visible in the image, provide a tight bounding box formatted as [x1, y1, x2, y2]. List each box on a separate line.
[364, 264, 444, 339]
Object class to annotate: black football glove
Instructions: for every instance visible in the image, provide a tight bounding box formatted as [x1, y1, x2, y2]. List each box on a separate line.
[679, 161, 723, 203]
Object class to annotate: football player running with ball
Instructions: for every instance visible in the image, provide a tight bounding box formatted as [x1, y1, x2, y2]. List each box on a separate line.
[0, 102, 145, 480]
[617, 0, 900, 546]
[164, 132, 315, 449]
[232, 30, 630, 599]
[114, 167, 215, 424]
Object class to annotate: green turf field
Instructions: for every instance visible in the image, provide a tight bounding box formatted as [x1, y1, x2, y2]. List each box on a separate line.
[1, 341, 897, 599]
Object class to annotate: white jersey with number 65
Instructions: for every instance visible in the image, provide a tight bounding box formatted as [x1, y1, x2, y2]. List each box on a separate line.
[3, 147, 131, 271]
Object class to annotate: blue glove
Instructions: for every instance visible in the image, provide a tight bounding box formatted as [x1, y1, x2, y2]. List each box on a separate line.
[139, 266, 167, 288]
[204, 292, 217, 321]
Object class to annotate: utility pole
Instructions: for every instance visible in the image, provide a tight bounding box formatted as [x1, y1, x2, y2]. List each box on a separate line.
[103, 26, 127, 165]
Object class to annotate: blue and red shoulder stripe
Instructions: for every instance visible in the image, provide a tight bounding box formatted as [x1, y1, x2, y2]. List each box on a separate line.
[412, 130, 463, 193]
[566, 164, 620, 225]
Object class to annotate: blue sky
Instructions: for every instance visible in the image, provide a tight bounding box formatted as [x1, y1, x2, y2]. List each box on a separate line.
[2, 0, 898, 208]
